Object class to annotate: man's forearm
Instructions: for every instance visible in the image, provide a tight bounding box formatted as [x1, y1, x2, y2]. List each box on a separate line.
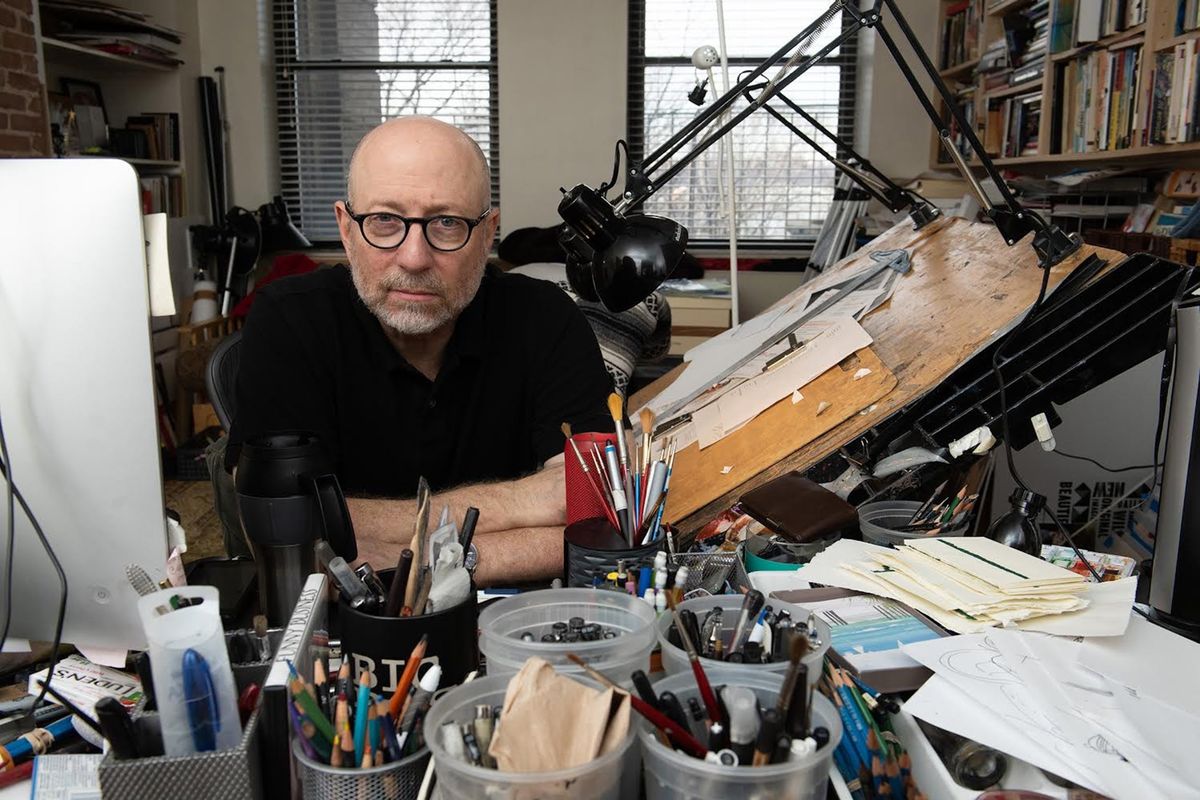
[346, 458, 566, 568]
[472, 527, 563, 586]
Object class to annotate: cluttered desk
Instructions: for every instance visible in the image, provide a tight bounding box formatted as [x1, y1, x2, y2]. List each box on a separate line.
[6, 0, 1200, 796]
[4, 152, 1200, 799]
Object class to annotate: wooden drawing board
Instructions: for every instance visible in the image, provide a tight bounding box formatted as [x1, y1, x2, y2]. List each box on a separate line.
[633, 216, 1124, 532]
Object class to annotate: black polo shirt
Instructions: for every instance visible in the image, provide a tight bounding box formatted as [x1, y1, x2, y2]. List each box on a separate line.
[225, 265, 613, 496]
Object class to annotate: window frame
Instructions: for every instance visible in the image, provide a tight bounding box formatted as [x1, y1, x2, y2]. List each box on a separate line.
[627, 0, 860, 249]
[271, 0, 499, 246]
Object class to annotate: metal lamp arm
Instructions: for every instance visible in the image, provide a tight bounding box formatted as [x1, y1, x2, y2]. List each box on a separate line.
[619, 0, 865, 213]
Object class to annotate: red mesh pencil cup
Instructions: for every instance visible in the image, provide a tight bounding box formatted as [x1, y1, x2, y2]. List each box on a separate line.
[564, 432, 618, 527]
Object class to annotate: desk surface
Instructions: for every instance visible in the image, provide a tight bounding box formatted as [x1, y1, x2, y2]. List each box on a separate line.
[631, 216, 1122, 532]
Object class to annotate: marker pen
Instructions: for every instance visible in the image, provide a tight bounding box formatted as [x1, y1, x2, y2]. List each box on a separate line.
[723, 686, 760, 767]
[752, 708, 782, 766]
[603, 444, 630, 538]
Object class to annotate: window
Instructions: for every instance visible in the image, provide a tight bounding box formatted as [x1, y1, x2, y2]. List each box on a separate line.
[272, 0, 498, 242]
[629, 0, 858, 243]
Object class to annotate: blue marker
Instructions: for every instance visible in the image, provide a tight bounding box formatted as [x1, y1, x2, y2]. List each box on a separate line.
[182, 649, 219, 752]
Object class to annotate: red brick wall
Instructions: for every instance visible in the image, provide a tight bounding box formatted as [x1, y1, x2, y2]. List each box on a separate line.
[0, 0, 49, 157]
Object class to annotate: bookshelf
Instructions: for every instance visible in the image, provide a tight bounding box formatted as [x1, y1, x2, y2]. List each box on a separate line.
[931, 0, 1200, 170]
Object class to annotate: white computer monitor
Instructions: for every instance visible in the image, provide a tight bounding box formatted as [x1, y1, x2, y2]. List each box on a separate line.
[0, 159, 168, 651]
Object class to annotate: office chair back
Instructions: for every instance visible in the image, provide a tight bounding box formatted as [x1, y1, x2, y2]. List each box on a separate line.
[206, 329, 242, 431]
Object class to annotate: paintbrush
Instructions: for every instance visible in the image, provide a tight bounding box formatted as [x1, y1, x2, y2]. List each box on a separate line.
[403, 477, 431, 612]
[565, 653, 709, 758]
[563, 422, 620, 529]
[639, 407, 655, 518]
[665, 592, 722, 727]
[777, 634, 810, 736]
[606, 393, 635, 546]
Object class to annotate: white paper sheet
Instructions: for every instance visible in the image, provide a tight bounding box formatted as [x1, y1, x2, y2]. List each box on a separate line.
[144, 212, 176, 317]
[691, 318, 872, 448]
[903, 673, 1097, 790]
[1078, 612, 1200, 714]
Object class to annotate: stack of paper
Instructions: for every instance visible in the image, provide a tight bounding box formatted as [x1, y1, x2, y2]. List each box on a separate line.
[803, 538, 1135, 636]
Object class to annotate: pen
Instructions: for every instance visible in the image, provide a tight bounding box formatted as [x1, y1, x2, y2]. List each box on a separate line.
[182, 648, 219, 752]
[603, 443, 630, 540]
[459, 506, 480, 552]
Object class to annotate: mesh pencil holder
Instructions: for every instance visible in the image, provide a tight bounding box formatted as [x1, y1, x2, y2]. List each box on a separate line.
[564, 432, 618, 525]
[291, 738, 429, 800]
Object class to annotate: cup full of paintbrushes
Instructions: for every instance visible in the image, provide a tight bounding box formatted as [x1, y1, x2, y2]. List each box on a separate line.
[656, 594, 831, 688]
[637, 667, 842, 800]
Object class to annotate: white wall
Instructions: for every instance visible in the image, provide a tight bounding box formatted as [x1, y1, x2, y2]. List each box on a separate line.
[858, 0, 941, 182]
[197, 0, 278, 210]
[497, 0, 627, 233]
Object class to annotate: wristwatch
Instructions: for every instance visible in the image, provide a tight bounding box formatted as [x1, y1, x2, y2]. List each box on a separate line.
[464, 543, 479, 574]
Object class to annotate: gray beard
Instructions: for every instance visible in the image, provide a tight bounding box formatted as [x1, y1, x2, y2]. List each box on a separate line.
[350, 264, 484, 336]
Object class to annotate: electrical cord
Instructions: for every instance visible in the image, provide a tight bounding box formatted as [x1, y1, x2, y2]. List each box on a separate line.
[1050, 449, 1156, 474]
[990, 261, 1190, 599]
[596, 139, 629, 199]
[0, 409, 69, 709]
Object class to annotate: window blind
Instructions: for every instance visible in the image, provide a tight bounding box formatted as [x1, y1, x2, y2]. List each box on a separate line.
[273, 0, 498, 242]
[628, 0, 859, 243]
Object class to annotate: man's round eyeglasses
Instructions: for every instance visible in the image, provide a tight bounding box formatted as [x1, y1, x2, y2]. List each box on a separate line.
[344, 204, 492, 252]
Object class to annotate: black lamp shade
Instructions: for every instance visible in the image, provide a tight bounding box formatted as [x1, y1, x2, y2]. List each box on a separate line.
[557, 184, 689, 312]
[591, 213, 687, 312]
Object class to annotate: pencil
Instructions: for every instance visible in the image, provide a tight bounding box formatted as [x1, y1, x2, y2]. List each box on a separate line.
[353, 671, 370, 765]
[388, 635, 428, 720]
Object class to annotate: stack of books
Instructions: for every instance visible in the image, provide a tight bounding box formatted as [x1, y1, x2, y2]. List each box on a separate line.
[979, 37, 1013, 88]
[1007, 0, 1051, 84]
[122, 112, 180, 162]
[1177, 0, 1200, 35]
[138, 175, 186, 217]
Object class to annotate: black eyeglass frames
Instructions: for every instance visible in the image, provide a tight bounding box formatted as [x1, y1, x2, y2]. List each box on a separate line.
[344, 204, 492, 252]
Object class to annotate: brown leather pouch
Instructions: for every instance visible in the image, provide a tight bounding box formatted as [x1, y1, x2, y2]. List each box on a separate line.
[739, 471, 858, 543]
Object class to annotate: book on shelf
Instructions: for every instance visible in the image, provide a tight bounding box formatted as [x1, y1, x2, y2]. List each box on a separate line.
[1143, 41, 1200, 146]
[941, 0, 982, 69]
[122, 113, 180, 162]
[1054, 40, 1149, 153]
[1074, 0, 1145, 44]
[1177, 0, 1200, 34]
[138, 174, 185, 218]
[985, 91, 1042, 157]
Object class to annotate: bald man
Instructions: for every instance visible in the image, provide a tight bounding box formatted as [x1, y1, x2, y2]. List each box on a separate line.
[227, 117, 613, 585]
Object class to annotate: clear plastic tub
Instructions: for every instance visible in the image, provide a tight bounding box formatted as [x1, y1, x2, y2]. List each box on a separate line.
[425, 673, 640, 799]
[857, 500, 966, 547]
[656, 594, 830, 687]
[640, 669, 841, 800]
[478, 588, 657, 680]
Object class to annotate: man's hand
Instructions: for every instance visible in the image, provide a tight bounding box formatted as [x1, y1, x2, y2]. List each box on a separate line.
[346, 456, 568, 582]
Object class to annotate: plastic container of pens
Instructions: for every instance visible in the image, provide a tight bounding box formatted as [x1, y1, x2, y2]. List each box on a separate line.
[292, 738, 428, 800]
[857, 500, 967, 547]
[640, 669, 842, 800]
[478, 588, 657, 680]
[426, 673, 641, 800]
[656, 594, 830, 686]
